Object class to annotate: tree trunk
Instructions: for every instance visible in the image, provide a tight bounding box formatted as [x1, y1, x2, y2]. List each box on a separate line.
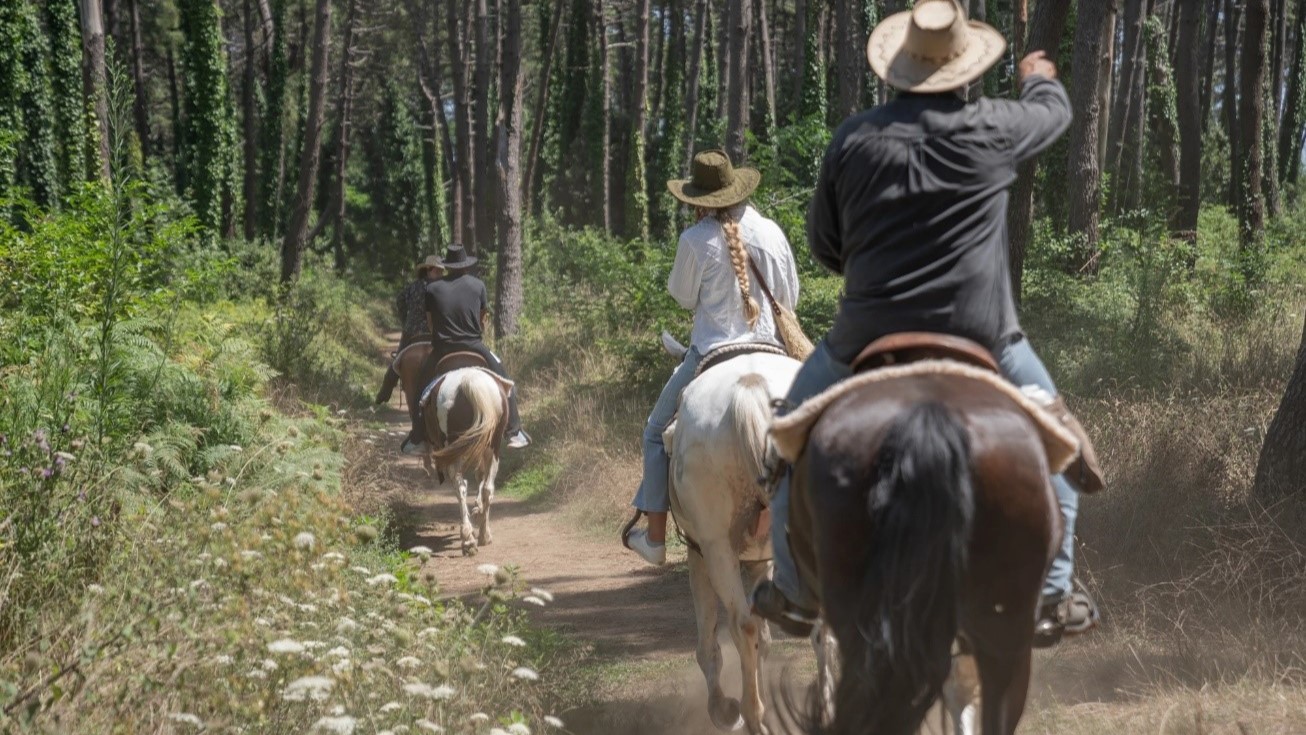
[1199, 0, 1220, 131]
[1009, 0, 1073, 300]
[524, 0, 565, 210]
[1253, 311, 1306, 500]
[280, 0, 331, 283]
[126, 0, 150, 160]
[1098, 3, 1119, 169]
[472, 0, 493, 255]
[794, 0, 806, 108]
[597, 0, 612, 231]
[684, 0, 709, 167]
[328, 0, 357, 272]
[834, 0, 864, 119]
[1174, 0, 1202, 242]
[1066, 0, 1112, 270]
[629, 0, 651, 240]
[1109, 0, 1148, 211]
[448, 0, 476, 246]
[755, 0, 778, 140]
[167, 47, 182, 172]
[1013, 0, 1028, 61]
[80, 0, 112, 181]
[1238, 0, 1268, 251]
[495, 0, 525, 338]
[242, 0, 259, 240]
[724, 0, 752, 162]
[1280, 0, 1306, 188]
[1224, 0, 1242, 208]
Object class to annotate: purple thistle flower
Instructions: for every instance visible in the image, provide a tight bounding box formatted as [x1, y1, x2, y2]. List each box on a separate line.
[41, 468, 53, 479]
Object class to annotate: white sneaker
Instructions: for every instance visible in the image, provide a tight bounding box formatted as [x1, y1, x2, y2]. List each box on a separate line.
[400, 438, 430, 456]
[506, 430, 531, 449]
[625, 528, 666, 566]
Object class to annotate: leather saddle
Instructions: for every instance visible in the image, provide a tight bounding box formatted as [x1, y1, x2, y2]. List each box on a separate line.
[852, 332, 999, 374]
[694, 341, 788, 378]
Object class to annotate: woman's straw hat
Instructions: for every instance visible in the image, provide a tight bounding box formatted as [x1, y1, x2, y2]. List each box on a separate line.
[867, 0, 1007, 94]
[415, 255, 442, 276]
[667, 150, 761, 210]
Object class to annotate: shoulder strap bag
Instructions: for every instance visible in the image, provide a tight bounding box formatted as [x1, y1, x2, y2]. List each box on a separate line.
[747, 256, 815, 361]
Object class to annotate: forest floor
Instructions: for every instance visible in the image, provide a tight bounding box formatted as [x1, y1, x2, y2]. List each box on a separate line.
[360, 334, 1306, 735]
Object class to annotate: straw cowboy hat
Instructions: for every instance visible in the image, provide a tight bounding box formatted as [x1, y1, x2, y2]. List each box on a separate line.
[415, 255, 442, 276]
[435, 243, 478, 272]
[868, 0, 1007, 94]
[667, 150, 761, 209]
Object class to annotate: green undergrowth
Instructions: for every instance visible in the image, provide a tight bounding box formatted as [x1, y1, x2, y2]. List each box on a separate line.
[0, 187, 578, 732]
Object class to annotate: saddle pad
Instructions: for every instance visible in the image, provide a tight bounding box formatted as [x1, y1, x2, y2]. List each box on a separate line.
[694, 342, 788, 378]
[389, 341, 432, 370]
[419, 367, 514, 408]
[770, 360, 1080, 474]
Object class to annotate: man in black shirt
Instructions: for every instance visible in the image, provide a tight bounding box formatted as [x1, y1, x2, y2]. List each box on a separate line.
[401, 244, 530, 454]
[753, 0, 1103, 647]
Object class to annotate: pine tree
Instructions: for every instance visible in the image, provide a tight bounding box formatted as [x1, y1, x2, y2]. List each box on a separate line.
[259, 0, 289, 238]
[179, 0, 237, 236]
[368, 81, 430, 263]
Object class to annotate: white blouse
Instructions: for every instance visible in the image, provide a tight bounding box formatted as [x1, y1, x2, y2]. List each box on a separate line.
[667, 204, 801, 354]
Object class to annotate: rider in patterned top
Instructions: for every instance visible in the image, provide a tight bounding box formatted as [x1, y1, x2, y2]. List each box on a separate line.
[375, 255, 442, 405]
[752, 0, 1105, 647]
[622, 150, 801, 566]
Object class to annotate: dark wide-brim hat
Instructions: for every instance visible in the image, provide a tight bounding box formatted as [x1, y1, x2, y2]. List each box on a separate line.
[436, 243, 478, 271]
[415, 255, 442, 276]
[868, 0, 1006, 94]
[667, 149, 761, 209]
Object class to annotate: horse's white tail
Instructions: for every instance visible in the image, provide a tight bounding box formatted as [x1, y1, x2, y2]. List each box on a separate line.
[727, 373, 773, 493]
[432, 371, 503, 467]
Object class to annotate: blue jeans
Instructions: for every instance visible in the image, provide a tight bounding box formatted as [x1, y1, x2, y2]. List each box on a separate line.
[633, 348, 703, 513]
[770, 336, 1077, 609]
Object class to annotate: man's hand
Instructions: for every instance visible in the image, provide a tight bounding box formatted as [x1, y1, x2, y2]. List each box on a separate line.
[1019, 51, 1058, 82]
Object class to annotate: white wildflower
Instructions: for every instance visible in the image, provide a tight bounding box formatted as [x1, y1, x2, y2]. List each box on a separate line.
[327, 646, 350, 659]
[543, 716, 565, 729]
[212, 654, 234, 665]
[245, 668, 268, 680]
[403, 682, 455, 700]
[302, 640, 326, 650]
[367, 573, 399, 586]
[230, 444, 243, 452]
[281, 675, 334, 702]
[395, 656, 422, 669]
[240, 547, 266, 559]
[331, 658, 352, 674]
[417, 627, 440, 638]
[351, 566, 372, 575]
[225, 477, 237, 487]
[322, 551, 346, 562]
[213, 557, 228, 569]
[397, 593, 432, 606]
[336, 617, 359, 633]
[501, 635, 527, 647]
[469, 714, 491, 724]
[261, 659, 279, 671]
[311, 562, 326, 571]
[529, 587, 555, 603]
[521, 595, 546, 607]
[312, 715, 358, 735]
[510, 667, 539, 682]
[476, 563, 499, 576]
[507, 724, 532, 735]
[87, 584, 105, 595]
[267, 639, 305, 654]
[210, 521, 228, 532]
[415, 721, 444, 733]
[490, 729, 510, 735]
[255, 617, 273, 627]
[294, 532, 316, 550]
[379, 701, 402, 714]
[189, 579, 208, 591]
[408, 545, 434, 556]
[168, 713, 204, 728]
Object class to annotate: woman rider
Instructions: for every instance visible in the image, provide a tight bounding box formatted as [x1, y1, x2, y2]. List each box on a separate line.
[623, 150, 801, 565]
[376, 254, 443, 406]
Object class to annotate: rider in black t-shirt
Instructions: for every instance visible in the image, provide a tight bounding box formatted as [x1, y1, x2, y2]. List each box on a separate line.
[401, 244, 530, 454]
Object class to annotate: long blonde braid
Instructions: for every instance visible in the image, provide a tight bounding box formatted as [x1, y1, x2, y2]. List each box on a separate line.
[711, 206, 761, 328]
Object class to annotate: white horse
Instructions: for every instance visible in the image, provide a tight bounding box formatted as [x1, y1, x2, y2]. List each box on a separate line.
[422, 367, 509, 556]
[663, 335, 801, 735]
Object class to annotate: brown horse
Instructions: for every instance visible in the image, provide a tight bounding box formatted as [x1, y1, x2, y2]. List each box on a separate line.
[393, 341, 434, 446]
[782, 371, 1068, 735]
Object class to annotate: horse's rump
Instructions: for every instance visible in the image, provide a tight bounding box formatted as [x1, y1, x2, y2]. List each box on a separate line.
[426, 368, 507, 474]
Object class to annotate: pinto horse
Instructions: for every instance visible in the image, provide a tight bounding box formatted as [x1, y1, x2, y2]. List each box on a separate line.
[779, 368, 1074, 735]
[661, 337, 801, 735]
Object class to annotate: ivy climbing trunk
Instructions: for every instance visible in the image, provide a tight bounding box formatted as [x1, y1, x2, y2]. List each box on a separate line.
[683, 0, 709, 168]
[179, 0, 236, 236]
[127, 0, 150, 160]
[46, 0, 86, 192]
[280, 0, 331, 283]
[834, 0, 864, 120]
[628, 0, 651, 240]
[80, 0, 112, 182]
[724, 0, 751, 162]
[242, 0, 259, 241]
[523, 0, 565, 212]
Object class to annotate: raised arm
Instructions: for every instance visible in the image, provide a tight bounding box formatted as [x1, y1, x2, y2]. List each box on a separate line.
[999, 51, 1074, 163]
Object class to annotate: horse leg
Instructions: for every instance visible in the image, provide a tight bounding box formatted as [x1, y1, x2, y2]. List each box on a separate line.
[811, 624, 839, 729]
[688, 548, 737, 731]
[975, 647, 1032, 735]
[740, 560, 773, 662]
[942, 653, 981, 735]
[704, 541, 769, 735]
[455, 466, 477, 556]
[477, 456, 498, 546]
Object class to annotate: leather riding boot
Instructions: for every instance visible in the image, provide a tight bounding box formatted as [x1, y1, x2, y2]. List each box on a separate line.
[750, 580, 817, 638]
[1033, 585, 1101, 648]
[376, 369, 400, 405]
[1047, 396, 1105, 494]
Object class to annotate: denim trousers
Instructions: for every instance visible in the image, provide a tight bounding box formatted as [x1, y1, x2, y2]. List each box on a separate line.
[632, 348, 704, 513]
[770, 336, 1078, 610]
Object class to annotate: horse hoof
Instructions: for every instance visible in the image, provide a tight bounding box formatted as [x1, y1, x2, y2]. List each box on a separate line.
[462, 544, 478, 557]
[708, 696, 743, 732]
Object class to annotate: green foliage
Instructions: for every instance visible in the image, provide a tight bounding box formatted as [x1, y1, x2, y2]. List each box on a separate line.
[178, 0, 237, 236]
[362, 80, 430, 269]
[1142, 16, 1179, 216]
[800, 0, 828, 123]
[14, 2, 58, 207]
[259, 0, 290, 239]
[44, 0, 85, 191]
[0, 2, 26, 205]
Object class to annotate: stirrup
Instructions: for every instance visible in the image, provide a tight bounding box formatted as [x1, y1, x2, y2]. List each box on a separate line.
[751, 580, 817, 637]
[1033, 584, 1100, 648]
